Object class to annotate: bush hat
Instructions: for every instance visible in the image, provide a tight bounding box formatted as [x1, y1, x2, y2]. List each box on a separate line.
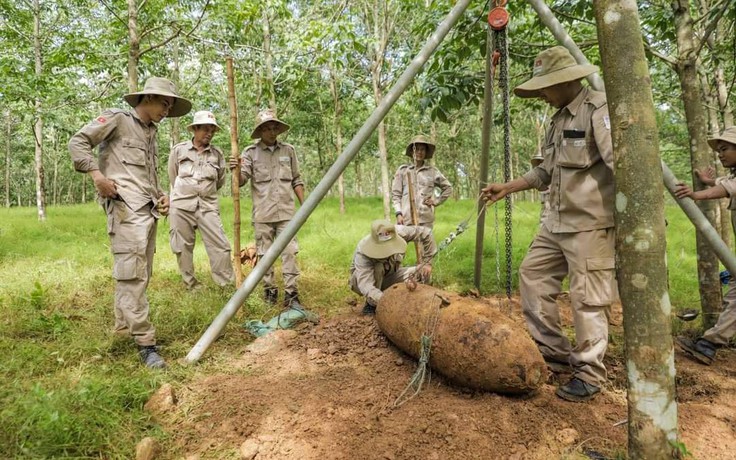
[251, 109, 290, 139]
[405, 135, 436, 159]
[187, 110, 221, 132]
[358, 220, 407, 259]
[123, 77, 192, 118]
[514, 46, 598, 99]
[708, 126, 736, 150]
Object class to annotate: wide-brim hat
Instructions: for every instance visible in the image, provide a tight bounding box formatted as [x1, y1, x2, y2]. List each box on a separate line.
[514, 46, 598, 99]
[187, 110, 221, 132]
[123, 77, 192, 118]
[405, 135, 436, 159]
[251, 110, 290, 139]
[358, 220, 407, 259]
[708, 126, 736, 150]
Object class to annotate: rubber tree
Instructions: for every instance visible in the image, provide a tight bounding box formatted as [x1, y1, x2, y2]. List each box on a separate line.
[32, 0, 47, 221]
[357, 0, 400, 219]
[671, 0, 729, 330]
[594, 1, 678, 458]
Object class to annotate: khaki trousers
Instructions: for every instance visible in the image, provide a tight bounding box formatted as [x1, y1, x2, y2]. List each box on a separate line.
[105, 199, 157, 346]
[169, 206, 234, 288]
[703, 278, 736, 345]
[519, 226, 615, 386]
[254, 221, 299, 295]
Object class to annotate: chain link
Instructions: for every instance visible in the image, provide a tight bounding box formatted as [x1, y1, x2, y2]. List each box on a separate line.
[495, 27, 513, 299]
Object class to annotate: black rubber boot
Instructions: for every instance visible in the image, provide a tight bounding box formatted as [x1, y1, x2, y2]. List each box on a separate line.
[676, 336, 716, 365]
[361, 302, 376, 315]
[264, 288, 278, 306]
[284, 292, 304, 309]
[555, 377, 600, 402]
[138, 345, 167, 369]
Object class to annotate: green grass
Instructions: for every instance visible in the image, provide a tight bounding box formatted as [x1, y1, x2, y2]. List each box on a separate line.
[0, 197, 713, 458]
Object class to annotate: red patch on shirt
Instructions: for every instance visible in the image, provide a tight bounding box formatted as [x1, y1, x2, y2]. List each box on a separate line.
[96, 116, 107, 123]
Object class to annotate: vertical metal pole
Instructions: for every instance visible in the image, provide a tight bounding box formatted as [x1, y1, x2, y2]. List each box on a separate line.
[474, 28, 495, 291]
[185, 0, 476, 364]
[226, 57, 244, 287]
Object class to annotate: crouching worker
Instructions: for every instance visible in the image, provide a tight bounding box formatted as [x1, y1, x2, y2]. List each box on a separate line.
[674, 126, 736, 365]
[349, 220, 436, 315]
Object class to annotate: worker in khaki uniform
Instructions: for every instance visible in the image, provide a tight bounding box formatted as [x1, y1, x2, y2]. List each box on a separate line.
[69, 77, 192, 369]
[350, 220, 436, 315]
[168, 111, 234, 289]
[391, 135, 452, 229]
[230, 110, 305, 308]
[482, 47, 615, 402]
[675, 126, 736, 365]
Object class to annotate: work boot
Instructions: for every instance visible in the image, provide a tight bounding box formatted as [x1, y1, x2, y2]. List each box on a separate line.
[556, 377, 600, 402]
[676, 336, 716, 365]
[284, 292, 304, 309]
[138, 345, 167, 369]
[187, 280, 203, 292]
[361, 302, 376, 315]
[264, 288, 278, 306]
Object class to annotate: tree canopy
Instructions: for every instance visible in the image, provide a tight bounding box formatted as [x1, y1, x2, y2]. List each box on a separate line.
[1, 0, 733, 210]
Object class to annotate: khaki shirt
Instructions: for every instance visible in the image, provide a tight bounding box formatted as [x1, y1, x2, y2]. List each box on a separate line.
[391, 164, 452, 224]
[522, 87, 613, 233]
[238, 140, 305, 223]
[716, 174, 736, 231]
[69, 109, 163, 212]
[349, 225, 437, 306]
[168, 141, 227, 212]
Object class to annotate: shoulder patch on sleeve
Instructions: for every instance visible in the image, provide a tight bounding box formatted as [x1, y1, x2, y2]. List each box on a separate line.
[94, 108, 126, 124]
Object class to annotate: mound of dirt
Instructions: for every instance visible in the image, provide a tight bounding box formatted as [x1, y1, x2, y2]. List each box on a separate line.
[153, 296, 736, 459]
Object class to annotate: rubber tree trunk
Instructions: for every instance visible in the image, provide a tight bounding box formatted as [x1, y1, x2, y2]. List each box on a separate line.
[594, 1, 678, 457]
[127, 0, 139, 92]
[262, 6, 277, 112]
[701, 73, 732, 249]
[329, 67, 346, 214]
[366, 0, 396, 219]
[170, 38, 181, 147]
[5, 111, 10, 208]
[33, 0, 46, 221]
[673, 0, 722, 330]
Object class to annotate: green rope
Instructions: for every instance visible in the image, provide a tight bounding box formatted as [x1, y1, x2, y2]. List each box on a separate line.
[393, 294, 444, 407]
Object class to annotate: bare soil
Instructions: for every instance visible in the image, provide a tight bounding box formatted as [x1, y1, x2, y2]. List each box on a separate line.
[152, 295, 736, 460]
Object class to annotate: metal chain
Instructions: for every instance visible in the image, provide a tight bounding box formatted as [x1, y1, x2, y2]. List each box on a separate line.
[492, 169, 501, 287]
[496, 27, 513, 299]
